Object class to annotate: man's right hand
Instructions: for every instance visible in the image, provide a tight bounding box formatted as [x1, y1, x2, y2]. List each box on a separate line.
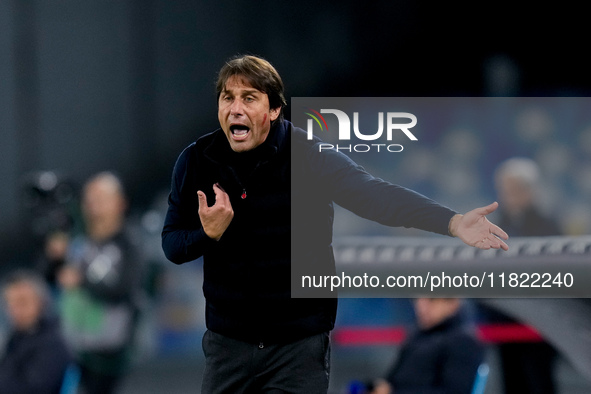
[197, 183, 234, 241]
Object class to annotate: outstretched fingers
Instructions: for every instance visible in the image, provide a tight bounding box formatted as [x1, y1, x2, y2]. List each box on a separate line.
[484, 235, 509, 251]
[456, 202, 510, 251]
[474, 201, 500, 216]
[479, 223, 509, 251]
[490, 222, 509, 241]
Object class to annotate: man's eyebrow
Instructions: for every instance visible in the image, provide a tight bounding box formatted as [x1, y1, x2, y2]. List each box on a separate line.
[221, 88, 262, 96]
[240, 89, 262, 96]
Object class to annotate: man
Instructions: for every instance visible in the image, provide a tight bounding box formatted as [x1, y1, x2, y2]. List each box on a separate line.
[369, 298, 485, 394]
[58, 172, 143, 394]
[495, 157, 560, 237]
[0, 269, 72, 394]
[481, 157, 560, 394]
[161, 55, 508, 393]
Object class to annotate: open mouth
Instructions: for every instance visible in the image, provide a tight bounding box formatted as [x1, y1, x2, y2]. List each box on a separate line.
[230, 124, 250, 140]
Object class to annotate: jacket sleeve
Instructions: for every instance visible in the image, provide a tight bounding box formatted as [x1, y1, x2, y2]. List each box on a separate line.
[161, 144, 216, 264]
[308, 143, 457, 236]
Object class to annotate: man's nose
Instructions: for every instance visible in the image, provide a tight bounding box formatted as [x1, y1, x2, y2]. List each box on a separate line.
[230, 100, 244, 116]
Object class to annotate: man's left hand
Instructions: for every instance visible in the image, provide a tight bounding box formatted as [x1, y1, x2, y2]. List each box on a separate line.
[449, 202, 509, 250]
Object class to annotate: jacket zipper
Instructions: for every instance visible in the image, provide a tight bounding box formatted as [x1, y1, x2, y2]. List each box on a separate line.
[226, 158, 269, 200]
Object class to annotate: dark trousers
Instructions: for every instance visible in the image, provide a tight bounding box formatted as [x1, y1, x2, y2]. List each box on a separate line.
[79, 364, 121, 394]
[201, 330, 331, 394]
[499, 342, 557, 394]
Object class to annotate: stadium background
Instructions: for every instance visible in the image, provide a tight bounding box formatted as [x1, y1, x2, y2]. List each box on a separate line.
[1, 1, 590, 393]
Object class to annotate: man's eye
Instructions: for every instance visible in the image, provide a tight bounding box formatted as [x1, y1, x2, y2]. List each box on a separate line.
[245, 97, 254, 102]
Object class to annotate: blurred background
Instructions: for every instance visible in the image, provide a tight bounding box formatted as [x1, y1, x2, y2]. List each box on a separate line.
[1, 1, 590, 393]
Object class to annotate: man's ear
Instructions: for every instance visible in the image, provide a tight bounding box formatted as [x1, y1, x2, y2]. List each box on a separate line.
[269, 107, 280, 121]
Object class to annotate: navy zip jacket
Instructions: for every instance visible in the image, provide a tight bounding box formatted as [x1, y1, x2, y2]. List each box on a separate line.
[162, 119, 457, 344]
[385, 313, 485, 394]
[0, 314, 72, 394]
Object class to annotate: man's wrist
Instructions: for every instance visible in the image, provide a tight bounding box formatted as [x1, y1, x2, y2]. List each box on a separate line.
[203, 228, 221, 241]
[448, 213, 463, 237]
[199, 227, 220, 243]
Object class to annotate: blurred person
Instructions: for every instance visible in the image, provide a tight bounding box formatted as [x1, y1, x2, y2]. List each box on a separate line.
[162, 54, 509, 393]
[481, 157, 560, 394]
[58, 172, 144, 394]
[495, 157, 560, 236]
[0, 269, 72, 394]
[36, 230, 70, 292]
[22, 171, 78, 291]
[367, 298, 484, 394]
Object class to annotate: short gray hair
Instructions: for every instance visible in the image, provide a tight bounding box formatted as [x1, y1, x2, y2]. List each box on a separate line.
[84, 171, 126, 198]
[495, 157, 540, 190]
[2, 269, 52, 308]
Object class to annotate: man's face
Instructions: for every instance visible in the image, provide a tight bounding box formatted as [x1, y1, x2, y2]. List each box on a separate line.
[82, 178, 126, 225]
[4, 282, 44, 331]
[218, 74, 280, 152]
[496, 175, 533, 215]
[413, 298, 460, 330]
